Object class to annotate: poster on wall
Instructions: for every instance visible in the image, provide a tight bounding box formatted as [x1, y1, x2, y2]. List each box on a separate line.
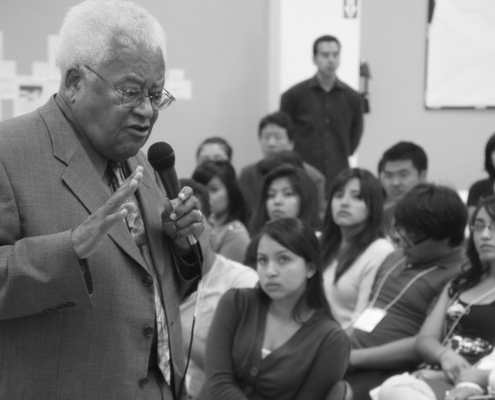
[425, 0, 495, 109]
[13, 78, 47, 117]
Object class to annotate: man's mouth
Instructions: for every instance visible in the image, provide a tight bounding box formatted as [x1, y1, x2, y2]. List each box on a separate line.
[130, 125, 149, 132]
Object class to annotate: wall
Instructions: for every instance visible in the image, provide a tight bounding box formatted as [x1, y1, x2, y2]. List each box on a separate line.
[278, 0, 361, 94]
[2, 0, 492, 190]
[0, 0, 269, 178]
[358, 0, 495, 191]
[155, 1, 269, 176]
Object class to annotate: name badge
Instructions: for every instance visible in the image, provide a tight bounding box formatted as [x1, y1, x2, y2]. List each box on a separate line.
[353, 308, 387, 332]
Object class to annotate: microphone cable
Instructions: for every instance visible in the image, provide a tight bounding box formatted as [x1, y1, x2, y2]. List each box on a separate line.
[177, 255, 210, 400]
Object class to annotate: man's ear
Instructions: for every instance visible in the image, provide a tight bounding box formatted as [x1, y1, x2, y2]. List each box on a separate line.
[64, 66, 83, 103]
[419, 170, 427, 182]
[287, 140, 294, 151]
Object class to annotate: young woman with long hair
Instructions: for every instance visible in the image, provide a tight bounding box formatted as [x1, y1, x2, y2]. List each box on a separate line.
[198, 218, 349, 400]
[192, 160, 249, 263]
[320, 168, 394, 332]
[249, 164, 319, 236]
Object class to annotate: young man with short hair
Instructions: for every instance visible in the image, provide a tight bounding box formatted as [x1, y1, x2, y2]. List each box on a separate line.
[280, 35, 364, 192]
[344, 183, 467, 400]
[378, 141, 428, 235]
[238, 111, 326, 219]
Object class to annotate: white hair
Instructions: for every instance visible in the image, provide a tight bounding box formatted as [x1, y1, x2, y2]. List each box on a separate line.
[56, 0, 166, 78]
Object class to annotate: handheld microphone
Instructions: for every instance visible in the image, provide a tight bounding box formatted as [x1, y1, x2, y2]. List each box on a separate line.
[147, 142, 199, 248]
[148, 142, 203, 400]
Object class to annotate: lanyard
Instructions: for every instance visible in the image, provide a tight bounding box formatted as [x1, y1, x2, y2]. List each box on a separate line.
[369, 257, 439, 311]
[442, 285, 495, 346]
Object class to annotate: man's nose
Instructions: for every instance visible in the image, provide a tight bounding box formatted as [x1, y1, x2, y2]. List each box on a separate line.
[268, 136, 277, 146]
[133, 97, 155, 119]
[391, 175, 401, 185]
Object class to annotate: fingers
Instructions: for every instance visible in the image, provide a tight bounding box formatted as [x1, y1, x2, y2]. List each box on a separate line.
[108, 167, 143, 207]
[446, 363, 469, 384]
[446, 370, 456, 384]
[101, 166, 142, 225]
[169, 186, 193, 220]
[169, 187, 200, 229]
[172, 206, 203, 239]
[161, 187, 205, 245]
[72, 166, 143, 259]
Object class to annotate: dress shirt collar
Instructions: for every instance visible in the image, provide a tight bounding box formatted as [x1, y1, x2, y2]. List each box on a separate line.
[309, 74, 346, 91]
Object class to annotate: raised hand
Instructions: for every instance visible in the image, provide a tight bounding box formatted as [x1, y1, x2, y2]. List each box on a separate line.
[71, 166, 143, 259]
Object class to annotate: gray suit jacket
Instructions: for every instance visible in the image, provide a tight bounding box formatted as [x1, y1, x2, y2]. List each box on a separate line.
[0, 97, 199, 400]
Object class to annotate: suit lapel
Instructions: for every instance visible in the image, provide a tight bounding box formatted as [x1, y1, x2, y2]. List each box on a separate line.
[128, 157, 172, 282]
[39, 97, 148, 271]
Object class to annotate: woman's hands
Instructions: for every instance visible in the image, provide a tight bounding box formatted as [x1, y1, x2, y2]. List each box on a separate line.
[439, 349, 471, 383]
[444, 385, 482, 400]
[444, 369, 492, 400]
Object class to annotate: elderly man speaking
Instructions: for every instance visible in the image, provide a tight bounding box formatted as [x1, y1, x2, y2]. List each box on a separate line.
[0, 1, 204, 399]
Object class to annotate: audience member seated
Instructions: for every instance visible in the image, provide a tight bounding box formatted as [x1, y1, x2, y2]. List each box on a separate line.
[321, 168, 394, 333]
[198, 218, 350, 400]
[196, 136, 233, 165]
[179, 179, 259, 399]
[192, 160, 250, 263]
[249, 164, 319, 237]
[378, 142, 428, 235]
[377, 195, 495, 400]
[467, 132, 495, 219]
[344, 183, 467, 400]
[238, 111, 326, 220]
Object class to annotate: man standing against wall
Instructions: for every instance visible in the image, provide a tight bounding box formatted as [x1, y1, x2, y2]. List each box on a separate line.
[280, 35, 364, 193]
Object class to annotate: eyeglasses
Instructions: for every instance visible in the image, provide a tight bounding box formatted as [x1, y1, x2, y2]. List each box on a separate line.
[83, 65, 175, 111]
[470, 221, 495, 234]
[389, 219, 429, 248]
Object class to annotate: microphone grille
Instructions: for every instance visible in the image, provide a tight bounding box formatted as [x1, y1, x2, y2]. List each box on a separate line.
[147, 142, 175, 171]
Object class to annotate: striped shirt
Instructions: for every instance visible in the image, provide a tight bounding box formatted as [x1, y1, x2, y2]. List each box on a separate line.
[280, 75, 364, 191]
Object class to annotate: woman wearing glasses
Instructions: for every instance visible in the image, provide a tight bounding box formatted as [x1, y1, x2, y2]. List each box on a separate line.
[198, 218, 349, 400]
[320, 168, 394, 333]
[379, 195, 495, 400]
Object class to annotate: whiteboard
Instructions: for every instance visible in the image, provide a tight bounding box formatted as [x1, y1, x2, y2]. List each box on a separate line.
[425, 0, 495, 109]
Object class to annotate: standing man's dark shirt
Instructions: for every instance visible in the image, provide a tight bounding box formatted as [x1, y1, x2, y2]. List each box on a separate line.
[280, 35, 364, 192]
[281, 76, 363, 190]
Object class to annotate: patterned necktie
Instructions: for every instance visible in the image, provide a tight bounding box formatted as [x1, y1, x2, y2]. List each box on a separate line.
[107, 164, 171, 385]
